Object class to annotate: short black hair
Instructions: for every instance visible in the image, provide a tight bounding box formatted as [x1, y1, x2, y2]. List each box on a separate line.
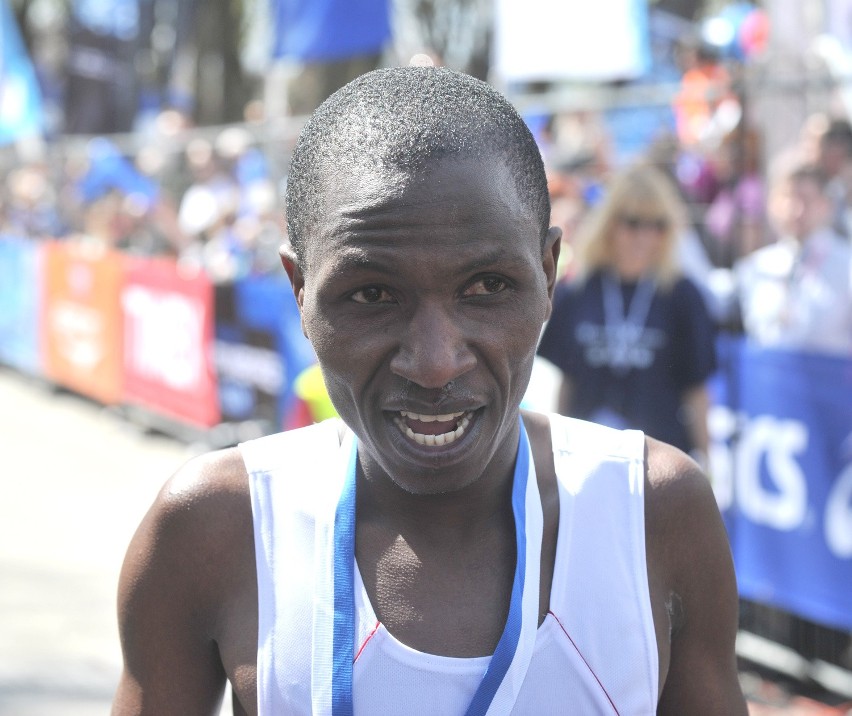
[285, 67, 550, 268]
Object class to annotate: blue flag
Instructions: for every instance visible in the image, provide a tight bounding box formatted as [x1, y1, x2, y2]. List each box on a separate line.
[271, 0, 390, 62]
[0, 0, 43, 144]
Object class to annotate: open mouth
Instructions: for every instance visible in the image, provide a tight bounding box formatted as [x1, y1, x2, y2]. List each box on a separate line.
[392, 410, 474, 447]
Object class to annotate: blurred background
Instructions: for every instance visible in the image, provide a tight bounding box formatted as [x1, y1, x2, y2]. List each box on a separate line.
[1, 0, 851, 713]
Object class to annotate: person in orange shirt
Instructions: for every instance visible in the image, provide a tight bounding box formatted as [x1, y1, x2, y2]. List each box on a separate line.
[673, 40, 735, 149]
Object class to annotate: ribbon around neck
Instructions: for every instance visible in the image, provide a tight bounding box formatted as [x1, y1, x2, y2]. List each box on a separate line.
[322, 417, 543, 716]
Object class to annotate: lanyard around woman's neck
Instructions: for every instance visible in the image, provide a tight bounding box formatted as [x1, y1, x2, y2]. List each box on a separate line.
[601, 270, 657, 376]
[319, 417, 543, 716]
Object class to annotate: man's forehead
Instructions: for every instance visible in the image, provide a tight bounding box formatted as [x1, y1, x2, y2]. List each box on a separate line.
[300, 158, 538, 270]
[321, 241, 498, 277]
[321, 154, 524, 219]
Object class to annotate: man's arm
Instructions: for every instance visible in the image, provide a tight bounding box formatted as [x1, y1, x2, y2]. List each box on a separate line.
[681, 382, 711, 467]
[112, 449, 248, 715]
[646, 440, 748, 716]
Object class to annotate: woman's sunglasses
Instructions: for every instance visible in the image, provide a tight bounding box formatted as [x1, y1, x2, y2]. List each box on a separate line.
[619, 214, 669, 233]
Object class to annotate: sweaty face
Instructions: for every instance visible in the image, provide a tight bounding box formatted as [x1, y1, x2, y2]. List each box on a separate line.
[295, 157, 557, 495]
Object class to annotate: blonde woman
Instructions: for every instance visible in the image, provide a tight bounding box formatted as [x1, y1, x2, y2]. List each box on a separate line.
[537, 163, 716, 463]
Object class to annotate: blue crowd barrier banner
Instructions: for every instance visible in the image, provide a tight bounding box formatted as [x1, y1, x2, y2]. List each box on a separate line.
[214, 276, 316, 431]
[713, 339, 852, 630]
[0, 236, 41, 373]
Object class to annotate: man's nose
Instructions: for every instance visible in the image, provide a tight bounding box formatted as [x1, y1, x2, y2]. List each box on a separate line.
[389, 303, 476, 389]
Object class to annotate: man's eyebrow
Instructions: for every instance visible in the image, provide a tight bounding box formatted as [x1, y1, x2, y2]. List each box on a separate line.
[329, 245, 519, 275]
[455, 249, 517, 274]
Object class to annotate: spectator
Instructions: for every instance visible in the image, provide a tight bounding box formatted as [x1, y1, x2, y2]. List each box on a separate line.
[72, 138, 182, 255]
[176, 138, 247, 280]
[644, 132, 731, 322]
[815, 118, 852, 237]
[537, 164, 717, 464]
[545, 158, 591, 283]
[702, 124, 767, 267]
[735, 160, 852, 355]
[2, 164, 63, 239]
[63, 0, 147, 134]
[672, 38, 735, 150]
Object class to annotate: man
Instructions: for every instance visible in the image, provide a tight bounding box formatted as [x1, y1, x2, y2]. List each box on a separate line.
[113, 67, 747, 715]
[736, 160, 852, 355]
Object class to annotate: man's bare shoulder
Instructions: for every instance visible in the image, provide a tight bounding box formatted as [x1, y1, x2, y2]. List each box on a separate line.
[642, 437, 748, 714]
[144, 447, 250, 540]
[160, 446, 250, 511]
[641, 435, 722, 649]
[643, 435, 717, 531]
[113, 447, 256, 715]
[119, 446, 252, 608]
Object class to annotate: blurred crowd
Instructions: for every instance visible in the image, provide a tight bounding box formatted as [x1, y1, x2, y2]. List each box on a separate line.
[538, 27, 852, 359]
[0, 121, 289, 282]
[544, 110, 852, 356]
[1, 9, 851, 361]
[2, 62, 852, 348]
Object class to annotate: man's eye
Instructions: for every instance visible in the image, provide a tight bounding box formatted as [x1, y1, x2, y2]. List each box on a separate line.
[464, 276, 508, 296]
[351, 286, 394, 304]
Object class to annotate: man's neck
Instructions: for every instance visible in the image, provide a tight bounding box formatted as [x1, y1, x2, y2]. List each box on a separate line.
[354, 436, 519, 548]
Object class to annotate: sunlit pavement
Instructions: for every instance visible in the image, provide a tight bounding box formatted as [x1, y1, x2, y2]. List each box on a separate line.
[0, 367, 196, 715]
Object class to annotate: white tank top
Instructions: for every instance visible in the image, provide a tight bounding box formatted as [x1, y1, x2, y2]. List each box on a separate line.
[242, 414, 658, 715]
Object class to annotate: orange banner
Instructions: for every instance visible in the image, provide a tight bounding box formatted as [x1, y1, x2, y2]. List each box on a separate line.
[41, 242, 124, 404]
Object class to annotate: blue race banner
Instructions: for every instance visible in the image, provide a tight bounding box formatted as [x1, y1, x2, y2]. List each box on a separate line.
[270, 0, 390, 62]
[214, 275, 316, 432]
[712, 339, 852, 630]
[0, 236, 42, 374]
[0, 0, 43, 143]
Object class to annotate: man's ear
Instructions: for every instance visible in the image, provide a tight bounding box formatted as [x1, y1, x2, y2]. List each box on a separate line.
[542, 226, 562, 302]
[280, 243, 309, 337]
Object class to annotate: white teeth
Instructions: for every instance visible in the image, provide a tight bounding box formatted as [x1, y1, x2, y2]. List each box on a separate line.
[400, 410, 465, 423]
[394, 411, 473, 447]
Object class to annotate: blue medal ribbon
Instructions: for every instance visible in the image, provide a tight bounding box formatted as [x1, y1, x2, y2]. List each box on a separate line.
[328, 417, 536, 716]
[331, 443, 359, 715]
[464, 420, 531, 716]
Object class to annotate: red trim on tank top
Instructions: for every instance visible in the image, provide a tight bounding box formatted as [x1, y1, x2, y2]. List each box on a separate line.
[354, 620, 381, 663]
[549, 611, 621, 715]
